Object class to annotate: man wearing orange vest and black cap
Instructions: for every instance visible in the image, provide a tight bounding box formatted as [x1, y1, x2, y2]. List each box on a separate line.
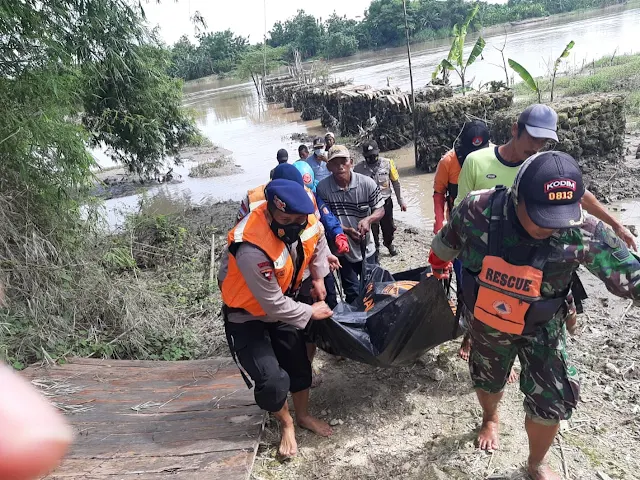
[428, 151, 640, 480]
[219, 178, 339, 458]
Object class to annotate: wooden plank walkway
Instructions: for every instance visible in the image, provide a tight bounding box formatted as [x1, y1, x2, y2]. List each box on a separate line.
[21, 358, 265, 479]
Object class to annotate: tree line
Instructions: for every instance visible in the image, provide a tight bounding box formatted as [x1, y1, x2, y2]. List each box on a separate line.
[167, 0, 627, 82]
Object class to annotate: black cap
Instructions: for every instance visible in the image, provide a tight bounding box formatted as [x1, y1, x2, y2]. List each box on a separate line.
[312, 136, 325, 148]
[457, 120, 490, 159]
[513, 151, 585, 229]
[362, 140, 380, 156]
[276, 148, 289, 162]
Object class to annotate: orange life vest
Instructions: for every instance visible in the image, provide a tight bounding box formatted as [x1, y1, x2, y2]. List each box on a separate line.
[221, 202, 321, 316]
[461, 188, 567, 335]
[246, 184, 320, 219]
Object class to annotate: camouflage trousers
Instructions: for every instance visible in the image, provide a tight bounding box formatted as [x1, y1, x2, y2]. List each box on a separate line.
[462, 305, 580, 424]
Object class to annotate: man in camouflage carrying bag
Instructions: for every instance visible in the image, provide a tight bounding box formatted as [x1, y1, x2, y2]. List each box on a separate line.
[428, 151, 640, 480]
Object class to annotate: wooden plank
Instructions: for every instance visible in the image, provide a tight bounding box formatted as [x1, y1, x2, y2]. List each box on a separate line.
[23, 358, 264, 479]
[29, 358, 232, 369]
[23, 362, 235, 380]
[67, 438, 259, 458]
[48, 450, 253, 476]
[70, 405, 261, 425]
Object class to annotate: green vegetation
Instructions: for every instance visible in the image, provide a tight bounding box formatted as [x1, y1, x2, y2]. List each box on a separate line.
[509, 40, 575, 103]
[167, 30, 249, 81]
[513, 53, 640, 125]
[509, 58, 542, 102]
[167, 0, 628, 82]
[433, 4, 486, 94]
[0, 0, 205, 367]
[550, 41, 576, 102]
[235, 46, 287, 95]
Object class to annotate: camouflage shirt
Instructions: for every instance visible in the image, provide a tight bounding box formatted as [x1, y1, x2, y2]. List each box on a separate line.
[431, 188, 640, 300]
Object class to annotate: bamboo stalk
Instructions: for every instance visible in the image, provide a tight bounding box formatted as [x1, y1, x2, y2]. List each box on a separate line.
[209, 234, 216, 284]
[402, 0, 419, 169]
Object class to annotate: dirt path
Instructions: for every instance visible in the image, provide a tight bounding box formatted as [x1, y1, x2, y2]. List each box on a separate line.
[251, 225, 640, 480]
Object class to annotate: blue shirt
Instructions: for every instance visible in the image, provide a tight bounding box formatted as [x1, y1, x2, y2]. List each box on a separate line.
[305, 154, 331, 182]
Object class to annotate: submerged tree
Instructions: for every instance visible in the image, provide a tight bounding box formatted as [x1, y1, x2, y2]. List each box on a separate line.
[235, 46, 286, 96]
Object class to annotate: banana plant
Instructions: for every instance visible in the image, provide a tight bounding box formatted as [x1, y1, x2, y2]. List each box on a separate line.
[508, 58, 541, 103]
[432, 3, 485, 95]
[551, 40, 575, 101]
[508, 40, 575, 103]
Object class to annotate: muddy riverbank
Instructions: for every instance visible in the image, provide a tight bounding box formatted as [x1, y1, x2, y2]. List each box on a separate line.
[92, 144, 240, 200]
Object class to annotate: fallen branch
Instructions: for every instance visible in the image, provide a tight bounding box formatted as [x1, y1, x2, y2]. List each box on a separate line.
[209, 233, 216, 284]
[556, 436, 569, 478]
[620, 300, 634, 322]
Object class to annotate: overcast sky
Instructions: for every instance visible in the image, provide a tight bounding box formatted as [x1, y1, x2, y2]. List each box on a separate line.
[142, 0, 508, 46]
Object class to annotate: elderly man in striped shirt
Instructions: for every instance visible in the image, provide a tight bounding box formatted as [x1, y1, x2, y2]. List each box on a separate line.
[316, 145, 385, 304]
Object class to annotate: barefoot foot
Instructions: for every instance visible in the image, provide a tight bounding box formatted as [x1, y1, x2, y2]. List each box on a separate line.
[477, 417, 499, 451]
[298, 415, 333, 437]
[458, 334, 471, 361]
[507, 367, 520, 384]
[278, 422, 297, 458]
[527, 463, 562, 480]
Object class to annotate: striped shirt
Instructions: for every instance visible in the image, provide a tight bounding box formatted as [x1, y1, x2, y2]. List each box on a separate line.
[316, 172, 384, 263]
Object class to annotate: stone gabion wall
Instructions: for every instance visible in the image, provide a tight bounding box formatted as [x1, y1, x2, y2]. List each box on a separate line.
[371, 93, 413, 151]
[413, 85, 454, 104]
[371, 86, 454, 152]
[490, 94, 626, 161]
[320, 86, 401, 135]
[292, 81, 353, 120]
[415, 91, 514, 171]
[263, 77, 299, 104]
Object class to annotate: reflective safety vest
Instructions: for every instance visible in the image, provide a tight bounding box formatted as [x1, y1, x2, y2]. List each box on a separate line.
[357, 157, 394, 199]
[461, 188, 568, 335]
[246, 184, 320, 220]
[221, 202, 321, 316]
[247, 184, 268, 212]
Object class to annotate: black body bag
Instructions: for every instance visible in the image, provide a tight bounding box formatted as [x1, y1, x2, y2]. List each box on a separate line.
[307, 243, 457, 367]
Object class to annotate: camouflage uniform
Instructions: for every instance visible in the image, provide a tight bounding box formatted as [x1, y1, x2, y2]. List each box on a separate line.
[432, 187, 640, 424]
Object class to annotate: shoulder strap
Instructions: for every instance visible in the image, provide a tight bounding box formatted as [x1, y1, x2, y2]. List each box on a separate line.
[530, 240, 553, 271]
[488, 186, 508, 256]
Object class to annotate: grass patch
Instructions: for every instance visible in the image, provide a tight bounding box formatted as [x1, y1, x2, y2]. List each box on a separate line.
[189, 157, 236, 178]
[0, 192, 238, 368]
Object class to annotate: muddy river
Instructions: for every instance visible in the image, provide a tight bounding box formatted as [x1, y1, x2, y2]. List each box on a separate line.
[101, 5, 640, 231]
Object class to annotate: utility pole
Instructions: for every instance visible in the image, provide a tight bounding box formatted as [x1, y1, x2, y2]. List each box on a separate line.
[262, 0, 268, 99]
[402, 0, 419, 169]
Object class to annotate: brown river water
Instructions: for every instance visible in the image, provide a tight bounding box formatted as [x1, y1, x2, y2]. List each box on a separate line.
[101, 5, 640, 231]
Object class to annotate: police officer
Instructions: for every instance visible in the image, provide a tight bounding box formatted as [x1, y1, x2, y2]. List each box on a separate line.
[219, 179, 339, 458]
[354, 140, 407, 257]
[428, 151, 640, 480]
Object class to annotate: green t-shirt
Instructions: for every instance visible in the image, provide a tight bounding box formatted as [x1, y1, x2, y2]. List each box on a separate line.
[454, 146, 524, 207]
